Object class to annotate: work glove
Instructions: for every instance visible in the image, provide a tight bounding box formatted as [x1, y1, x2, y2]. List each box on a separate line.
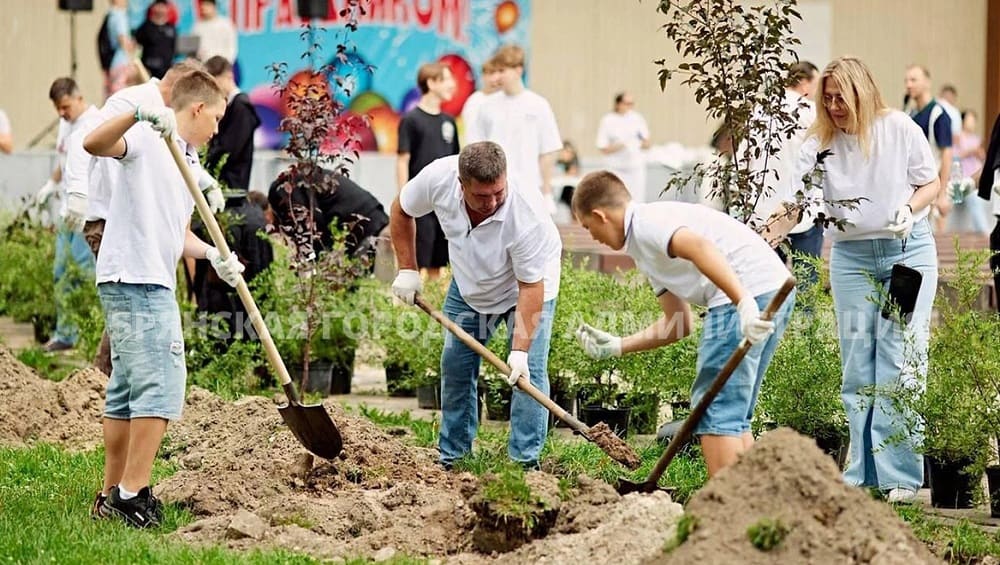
[575, 323, 622, 360]
[35, 180, 57, 206]
[391, 269, 422, 306]
[63, 193, 88, 232]
[506, 350, 529, 386]
[197, 169, 225, 214]
[135, 105, 176, 138]
[886, 204, 914, 239]
[205, 247, 245, 287]
[737, 297, 775, 345]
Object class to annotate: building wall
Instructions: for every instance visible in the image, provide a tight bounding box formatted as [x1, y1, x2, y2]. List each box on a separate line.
[0, 0, 988, 158]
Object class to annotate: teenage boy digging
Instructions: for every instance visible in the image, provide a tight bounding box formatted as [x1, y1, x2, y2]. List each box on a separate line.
[84, 70, 244, 527]
[571, 171, 796, 476]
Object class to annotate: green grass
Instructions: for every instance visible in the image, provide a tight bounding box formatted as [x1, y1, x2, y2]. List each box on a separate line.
[355, 405, 438, 448]
[895, 504, 1000, 562]
[0, 443, 426, 565]
[16, 347, 78, 382]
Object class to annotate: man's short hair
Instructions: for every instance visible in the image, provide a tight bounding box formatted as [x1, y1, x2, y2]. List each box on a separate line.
[940, 84, 957, 97]
[572, 171, 631, 217]
[416, 62, 448, 95]
[906, 64, 931, 79]
[170, 70, 226, 110]
[458, 142, 506, 184]
[493, 44, 524, 69]
[48, 77, 80, 102]
[786, 61, 818, 87]
[203, 55, 232, 77]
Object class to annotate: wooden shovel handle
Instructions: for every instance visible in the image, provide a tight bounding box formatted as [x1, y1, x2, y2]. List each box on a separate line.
[414, 296, 592, 435]
[164, 139, 298, 399]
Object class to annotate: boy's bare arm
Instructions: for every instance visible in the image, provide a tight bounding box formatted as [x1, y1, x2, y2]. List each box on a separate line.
[620, 291, 692, 354]
[182, 227, 211, 259]
[668, 227, 749, 306]
[396, 154, 410, 191]
[84, 112, 135, 158]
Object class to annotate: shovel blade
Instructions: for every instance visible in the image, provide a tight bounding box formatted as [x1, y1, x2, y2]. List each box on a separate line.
[615, 479, 659, 495]
[278, 402, 343, 459]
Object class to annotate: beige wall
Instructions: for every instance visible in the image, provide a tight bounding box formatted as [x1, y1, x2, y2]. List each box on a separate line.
[0, 0, 987, 155]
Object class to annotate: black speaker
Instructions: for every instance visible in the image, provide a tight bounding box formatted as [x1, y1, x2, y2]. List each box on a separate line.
[58, 0, 93, 11]
[297, 0, 329, 19]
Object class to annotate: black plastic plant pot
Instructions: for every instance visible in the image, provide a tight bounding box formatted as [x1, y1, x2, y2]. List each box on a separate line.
[384, 362, 416, 397]
[813, 433, 849, 471]
[927, 456, 980, 509]
[986, 465, 1000, 519]
[579, 406, 631, 439]
[416, 384, 441, 410]
[291, 360, 333, 396]
[329, 363, 352, 395]
[548, 389, 575, 429]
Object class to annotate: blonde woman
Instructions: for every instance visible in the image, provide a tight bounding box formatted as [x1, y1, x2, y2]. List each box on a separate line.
[767, 57, 939, 503]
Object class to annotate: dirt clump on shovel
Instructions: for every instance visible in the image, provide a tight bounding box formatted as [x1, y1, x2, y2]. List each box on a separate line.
[655, 427, 943, 565]
[587, 421, 641, 469]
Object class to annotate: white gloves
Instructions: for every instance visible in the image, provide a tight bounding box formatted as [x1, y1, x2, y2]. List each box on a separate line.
[135, 105, 176, 138]
[197, 169, 225, 213]
[506, 350, 529, 386]
[391, 269, 422, 305]
[36, 180, 57, 206]
[575, 323, 622, 360]
[737, 298, 775, 345]
[886, 204, 914, 239]
[206, 247, 245, 287]
[63, 193, 88, 232]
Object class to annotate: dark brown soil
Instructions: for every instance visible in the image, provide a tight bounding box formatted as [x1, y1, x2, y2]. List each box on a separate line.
[588, 421, 642, 469]
[655, 428, 944, 565]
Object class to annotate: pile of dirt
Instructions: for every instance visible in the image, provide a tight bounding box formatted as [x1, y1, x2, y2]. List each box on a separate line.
[0, 347, 105, 450]
[658, 428, 943, 565]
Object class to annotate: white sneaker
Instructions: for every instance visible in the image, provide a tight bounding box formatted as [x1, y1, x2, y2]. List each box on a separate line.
[887, 488, 917, 504]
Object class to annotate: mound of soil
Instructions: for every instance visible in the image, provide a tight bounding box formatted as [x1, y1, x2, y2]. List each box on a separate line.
[657, 428, 943, 565]
[0, 347, 105, 450]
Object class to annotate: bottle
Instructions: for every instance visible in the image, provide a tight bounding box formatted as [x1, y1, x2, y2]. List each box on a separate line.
[949, 155, 964, 204]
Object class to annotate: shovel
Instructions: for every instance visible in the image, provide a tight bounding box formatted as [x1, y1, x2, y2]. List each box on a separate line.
[164, 137, 343, 459]
[414, 296, 642, 469]
[616, 277, 796, 494]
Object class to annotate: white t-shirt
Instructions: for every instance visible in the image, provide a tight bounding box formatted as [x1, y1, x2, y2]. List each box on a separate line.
[192, 17, 238, 63]
[626, 201, 788, 308]
[460, 90, 487, 143]
[96, 123, 198, 290]
[0, 109, 11, 135]
[596, 110, 649, 171]
[399, 155, 562, 313]
[61, 105, 106, 218]
[466, 89, 562, 195]
[747, 90, 819, 234]
[938, 99, 962, 138]
[794, 110, 938, 242]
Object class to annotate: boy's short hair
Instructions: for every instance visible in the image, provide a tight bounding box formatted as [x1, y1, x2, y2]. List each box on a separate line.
[203, 55, 232, 77]
[493, 44, 524, 69]
[48, 77, 80, 102]
[572, 171, 631, 217]
[786, 61, 818, 87]
[416, 62, 448, 94]
[170, 70, 226, 110]
[482, 58, 499, 73]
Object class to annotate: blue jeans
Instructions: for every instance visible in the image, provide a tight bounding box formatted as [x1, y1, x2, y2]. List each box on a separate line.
[830, 219, 937, 491]
[439, 280, 556, 466]
[945, 195, 990, 235]
[53, 227, 96, 344]
[693, 288, 795, 436]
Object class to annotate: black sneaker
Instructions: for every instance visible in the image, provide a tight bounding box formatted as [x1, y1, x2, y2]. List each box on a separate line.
[105, 486, 161, 529]
[90, 491, 110, 520]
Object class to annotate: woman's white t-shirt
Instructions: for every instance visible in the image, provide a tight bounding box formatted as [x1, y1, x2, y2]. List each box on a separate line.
[794, 110, 938, 242]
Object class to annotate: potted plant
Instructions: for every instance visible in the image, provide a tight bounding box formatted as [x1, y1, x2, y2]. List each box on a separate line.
[753, 256, 848, 466]
[374, 290, 417, 397]
[401, 277, 448, 409]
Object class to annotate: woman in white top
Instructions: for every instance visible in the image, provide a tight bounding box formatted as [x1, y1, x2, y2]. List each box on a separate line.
[771, 57, 940, 503]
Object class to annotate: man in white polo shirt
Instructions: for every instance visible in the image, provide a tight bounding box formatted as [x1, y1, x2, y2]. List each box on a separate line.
[390, 141, 562, 469]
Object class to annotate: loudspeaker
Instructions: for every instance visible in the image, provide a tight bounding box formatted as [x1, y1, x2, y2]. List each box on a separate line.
[58, 0, 93, 11]
[297, 0, 329, 19]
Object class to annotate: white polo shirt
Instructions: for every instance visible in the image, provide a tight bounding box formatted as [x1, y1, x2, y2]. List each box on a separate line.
[63, 106, 111, 220]
[465, 89, 562, 196]
[793, 110, 938, 242]
[399, 155, 562, 313]
[596, 110, 650, 171]
[625, 201, 789, 308]
[96, 121, 198, 290]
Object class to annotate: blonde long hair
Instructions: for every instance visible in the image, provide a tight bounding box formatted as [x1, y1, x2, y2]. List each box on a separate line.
[807, 56, 889, 158]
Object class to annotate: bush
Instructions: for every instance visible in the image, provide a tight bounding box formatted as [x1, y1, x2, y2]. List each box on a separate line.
[0, 212, 56, 339]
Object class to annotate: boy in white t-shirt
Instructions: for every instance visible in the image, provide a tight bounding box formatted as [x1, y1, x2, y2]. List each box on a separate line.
[83, 70, 244, 528]
[571, 171, 795, 477]
[466, 44, 562, 215]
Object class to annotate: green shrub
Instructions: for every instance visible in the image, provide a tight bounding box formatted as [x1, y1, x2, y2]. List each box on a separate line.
[747, 517, 789, 551]
[0, 213, 56, 337]
[480, 466, 548, 531]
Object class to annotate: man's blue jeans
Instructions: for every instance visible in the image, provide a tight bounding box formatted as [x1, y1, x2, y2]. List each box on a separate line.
[830, 219, 937, 491]
[777, 223, 824, 287]
[438, 280, 556, 466]
[53, 227, 96, 344]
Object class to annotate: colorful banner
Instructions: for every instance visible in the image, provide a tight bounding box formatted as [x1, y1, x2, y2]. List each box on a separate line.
[136, 0, 531, 152]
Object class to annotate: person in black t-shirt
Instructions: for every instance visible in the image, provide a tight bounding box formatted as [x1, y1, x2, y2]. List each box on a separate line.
[204, 56, 261, 192]
[133, 1, 177, 80]
[396, 62, 459, 279]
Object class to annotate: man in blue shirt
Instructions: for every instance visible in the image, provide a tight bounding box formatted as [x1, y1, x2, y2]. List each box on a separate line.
[905, 64, 953, 227]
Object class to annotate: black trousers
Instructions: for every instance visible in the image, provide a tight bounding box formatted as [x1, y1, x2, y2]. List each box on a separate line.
[991, 217, 1000, 314]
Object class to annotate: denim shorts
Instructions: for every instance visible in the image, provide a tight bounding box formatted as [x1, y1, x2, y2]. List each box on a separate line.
[691, 288, 795, 436]
[98, 283, 187, 421]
